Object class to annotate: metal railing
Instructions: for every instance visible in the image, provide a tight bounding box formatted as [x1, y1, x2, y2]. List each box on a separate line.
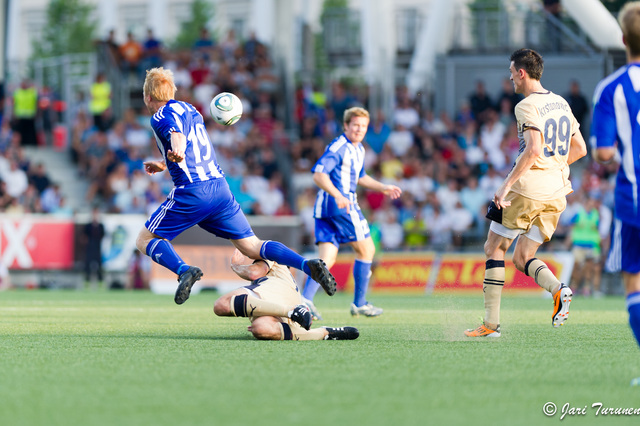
[451, 6, 596, 55]
[29, 53, 96, 129]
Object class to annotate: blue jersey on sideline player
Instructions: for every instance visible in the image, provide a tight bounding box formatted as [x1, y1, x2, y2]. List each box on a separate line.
[301, 107, 401, 319]
[312, 133, 366, 219]
[591, 1, 640, 386]
[135, 67, 336, 305]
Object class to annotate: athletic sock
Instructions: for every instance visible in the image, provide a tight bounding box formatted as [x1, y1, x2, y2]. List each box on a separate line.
[229, 294, 291, 318]
[525, 258, 561, 294]
[291, 327, 327, 341]
[146, 238, 188, 275]
[280, 323, 294, 340]
[627, 292, 640, 348]
[353, 259, 372, 307]
[260, 240, 309, 273]
[484, 259, 505, 327]
[302, 276, 321, 300]
[277, 323, 326, 341]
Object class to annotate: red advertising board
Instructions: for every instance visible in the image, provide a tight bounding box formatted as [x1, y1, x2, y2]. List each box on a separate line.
[331, 252, 570, 293]
[332, 252, 436, 294]
[0, 217, 75, 269]
[433, 253, 564, 291]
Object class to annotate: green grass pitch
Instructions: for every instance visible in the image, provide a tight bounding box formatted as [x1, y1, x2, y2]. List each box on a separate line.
[1, 290, 639, 426]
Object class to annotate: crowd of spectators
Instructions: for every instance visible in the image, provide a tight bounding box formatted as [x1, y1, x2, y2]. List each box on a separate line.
[0, 29, 614, 262]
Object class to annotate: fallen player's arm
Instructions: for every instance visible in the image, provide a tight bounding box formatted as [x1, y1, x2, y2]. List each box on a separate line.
[567, 130, 587, 165]
[230, 262, 269, 281]
[358, 175, 402, 199]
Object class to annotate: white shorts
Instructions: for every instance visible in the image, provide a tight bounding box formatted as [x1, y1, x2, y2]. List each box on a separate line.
[489, 221, 545, 244]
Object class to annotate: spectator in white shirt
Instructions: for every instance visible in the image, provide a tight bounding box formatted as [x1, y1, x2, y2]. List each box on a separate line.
[3, 161, 28, 198]
[387, 124, 414, 157]
[393, 97, 420, 129]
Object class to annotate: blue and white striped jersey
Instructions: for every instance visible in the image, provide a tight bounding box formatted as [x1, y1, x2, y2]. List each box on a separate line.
[592, 64, 640, 226]
[150, 99, 224, 186]
[312, 134, 366, 218]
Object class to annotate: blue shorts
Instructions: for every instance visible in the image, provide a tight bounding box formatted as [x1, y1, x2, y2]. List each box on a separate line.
[145, 178, 255, 241]
[620, 221, 640, 273]
[609, 219, 640, 274]
[314, 209, 370, 247]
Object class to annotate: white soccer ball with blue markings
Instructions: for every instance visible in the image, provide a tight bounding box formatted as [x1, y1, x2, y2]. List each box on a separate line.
[210, 92, 243, 126]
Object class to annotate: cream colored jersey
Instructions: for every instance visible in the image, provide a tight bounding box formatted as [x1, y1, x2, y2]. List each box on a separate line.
[260, 259, 297, 287]
[510, 91, 580, 200]
[249, 260, 301, 316]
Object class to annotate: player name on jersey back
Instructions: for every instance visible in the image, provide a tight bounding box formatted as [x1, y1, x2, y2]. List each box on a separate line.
[511, 92, 580, 201]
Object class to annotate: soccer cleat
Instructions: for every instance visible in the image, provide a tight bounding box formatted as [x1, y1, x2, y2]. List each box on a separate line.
[464, 323, 501, 338]
[174, 266, 203, 305]
[302, 297, 323, 321]
[307, 259, 337, 296]
[289, 304, 312, 330]
[350, 302, 383, 317]
[324, 326, 360, 340]
[552, 284, 573, 327]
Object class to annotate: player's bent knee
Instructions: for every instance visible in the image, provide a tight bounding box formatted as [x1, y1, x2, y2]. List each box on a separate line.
[135, 229, 156, 254]
[513, 255, 528, 272]
[250, 320, 281, 340]
[213, 296, 232, 316]
[232, 237, 262, 260]
[135, 234, 148, 254]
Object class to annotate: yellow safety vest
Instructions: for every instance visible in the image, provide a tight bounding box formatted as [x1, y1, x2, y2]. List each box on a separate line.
[89, 81, 111, 114]
[13, 87, 37, 118]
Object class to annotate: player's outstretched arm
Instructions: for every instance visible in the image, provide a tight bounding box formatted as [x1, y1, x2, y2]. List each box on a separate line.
[313, 172, 351, 211]
[230, 249, 270, 281]
[143, 160, 167, 175]
[358, 175, 402, 199]
[567, 130, 587, 165]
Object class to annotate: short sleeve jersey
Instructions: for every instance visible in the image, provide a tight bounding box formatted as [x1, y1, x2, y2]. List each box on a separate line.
[511, 91, 580, 200]
[150, 99, 224, 186]
[592, 64, 640, 226]
[311, 134, 366, 218]
[254, 259, 297, 289]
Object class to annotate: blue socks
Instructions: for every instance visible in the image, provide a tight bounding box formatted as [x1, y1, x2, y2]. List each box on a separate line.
[260, 240, 310, 274]
[302, 276, 321, 300]
[146, 238, 189, 276]
[627, 292, 640, 348]
[353, 259, 372, 307]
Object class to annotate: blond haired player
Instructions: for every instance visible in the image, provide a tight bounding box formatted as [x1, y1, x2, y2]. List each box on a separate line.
[465, 48, 587, 337]
[135, 67, 336, 306]
[214, 250, 359, 341]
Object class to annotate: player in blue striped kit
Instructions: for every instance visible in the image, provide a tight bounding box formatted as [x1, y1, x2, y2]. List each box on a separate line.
[301, 107, 402, 318]
[591, 2, 640, 385]
[135, 67, 336, 304]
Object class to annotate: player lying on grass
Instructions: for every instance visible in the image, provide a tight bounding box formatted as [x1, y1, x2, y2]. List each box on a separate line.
[214, 249, 359, 341]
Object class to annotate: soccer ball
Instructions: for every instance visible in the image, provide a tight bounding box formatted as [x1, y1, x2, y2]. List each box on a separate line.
[210, 92, 243, 126]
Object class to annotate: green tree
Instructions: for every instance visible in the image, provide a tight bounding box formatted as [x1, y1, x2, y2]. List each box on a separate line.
[173, 0, 215, 50]
[315, 0, 349, 82]
[31, 0, 96, 59]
